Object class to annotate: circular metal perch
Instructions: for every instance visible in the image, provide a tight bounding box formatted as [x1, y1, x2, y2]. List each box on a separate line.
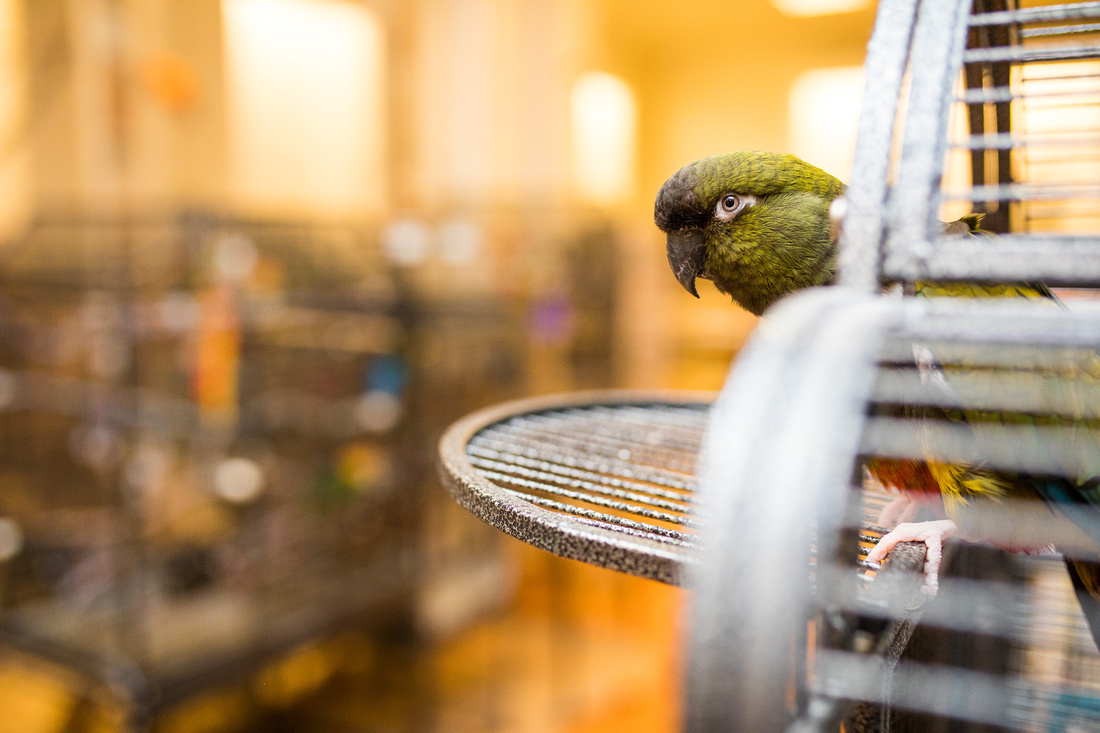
[437, 389, 714, 585]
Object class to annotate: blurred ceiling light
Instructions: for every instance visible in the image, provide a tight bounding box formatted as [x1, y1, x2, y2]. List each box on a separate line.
[571, 72, 636, 205]
[222, 0, 385, 215]
[788, 66, 864, 181]
[772, 0, 870, 17]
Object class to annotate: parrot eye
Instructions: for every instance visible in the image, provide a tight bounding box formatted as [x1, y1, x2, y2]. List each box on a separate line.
[715, 193, 753, 221]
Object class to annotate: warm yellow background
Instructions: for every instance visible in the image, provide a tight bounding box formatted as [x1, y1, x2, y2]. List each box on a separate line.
[0, 2, 877, 731]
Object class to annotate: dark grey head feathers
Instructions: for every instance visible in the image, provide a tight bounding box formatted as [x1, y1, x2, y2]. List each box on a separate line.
[654, 164, 704, 232]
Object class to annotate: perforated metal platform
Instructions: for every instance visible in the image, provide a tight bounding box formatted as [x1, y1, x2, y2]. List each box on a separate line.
[438, 391, 712, 584]
[438, 389, 901, 586]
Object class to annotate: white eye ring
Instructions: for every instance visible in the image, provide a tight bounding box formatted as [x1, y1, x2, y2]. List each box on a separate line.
[715, 193, 754, 221]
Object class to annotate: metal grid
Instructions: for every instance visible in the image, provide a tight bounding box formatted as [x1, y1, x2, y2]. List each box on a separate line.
[439, 304, 1100, 730]
[851, 301, 1100, 730]
[887, 0, 1100, 286]
[440, 0, 1100, 730]
[439, 390, 906, 588]
[687, 1, 1100, 726]
[439, 391, 710, 585]
[467, 404, 703, 540]
[841, 0, 1100, 290]
[685, 291, 1100, 732]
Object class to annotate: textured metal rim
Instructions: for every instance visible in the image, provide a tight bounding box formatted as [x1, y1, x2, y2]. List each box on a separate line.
[437, 389, 716, 585]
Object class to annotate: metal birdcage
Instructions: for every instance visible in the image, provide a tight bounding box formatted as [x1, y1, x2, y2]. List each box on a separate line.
[688, 0, 1100, 729]
[438, 0, 1100, 731]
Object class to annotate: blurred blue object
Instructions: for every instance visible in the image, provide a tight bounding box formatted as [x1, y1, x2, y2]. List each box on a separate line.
[364, 353, 406, 396]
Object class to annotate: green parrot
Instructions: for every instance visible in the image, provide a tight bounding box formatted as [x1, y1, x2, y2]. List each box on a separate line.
[655, 150, 1100, 645]
[655, 151, 846, 316]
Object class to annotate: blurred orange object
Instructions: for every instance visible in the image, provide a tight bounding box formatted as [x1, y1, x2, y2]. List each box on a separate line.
[192, 285, 241, 422]
[142, 52, 200, 112]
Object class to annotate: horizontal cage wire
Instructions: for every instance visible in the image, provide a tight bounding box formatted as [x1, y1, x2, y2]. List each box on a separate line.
[677, 297, 1100, 730]
[453, 399, 911, 584]
[464, 403, 706, 546]
[812, 553, 1100, 729]
[886, 0, 1100, 285]
[833, 300, 1100, 727]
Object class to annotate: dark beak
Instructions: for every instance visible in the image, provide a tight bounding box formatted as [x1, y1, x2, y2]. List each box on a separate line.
[666, 228, 706, 298]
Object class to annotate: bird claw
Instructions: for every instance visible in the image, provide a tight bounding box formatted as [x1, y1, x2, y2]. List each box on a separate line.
[865, 519, 959, 595]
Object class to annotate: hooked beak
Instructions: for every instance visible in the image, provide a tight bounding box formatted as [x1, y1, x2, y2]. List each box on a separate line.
[666, 228, 706, 298]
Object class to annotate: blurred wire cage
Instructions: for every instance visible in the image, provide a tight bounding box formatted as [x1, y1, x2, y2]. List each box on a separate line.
[0, 212, 527, 729]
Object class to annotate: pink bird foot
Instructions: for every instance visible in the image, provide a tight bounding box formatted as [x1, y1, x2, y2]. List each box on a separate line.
[876, 496, 922, 527]
[865, 519, 960, 595]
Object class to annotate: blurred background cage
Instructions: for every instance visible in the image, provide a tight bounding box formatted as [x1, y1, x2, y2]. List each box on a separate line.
[0, 211, 532, 728]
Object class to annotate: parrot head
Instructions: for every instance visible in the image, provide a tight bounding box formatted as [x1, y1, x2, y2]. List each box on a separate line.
[654, 151, 846, 316]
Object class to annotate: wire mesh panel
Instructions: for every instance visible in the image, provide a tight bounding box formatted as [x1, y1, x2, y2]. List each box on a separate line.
[438, 390, 918, 591]
[683, 0, 1100, 728]
[881, 0, 1100, 285]
[687, 290, 1100, 732]
[439, 392, 710, 585]
[437, 1, 1100, 730]
[852, 299, 1100, 729]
